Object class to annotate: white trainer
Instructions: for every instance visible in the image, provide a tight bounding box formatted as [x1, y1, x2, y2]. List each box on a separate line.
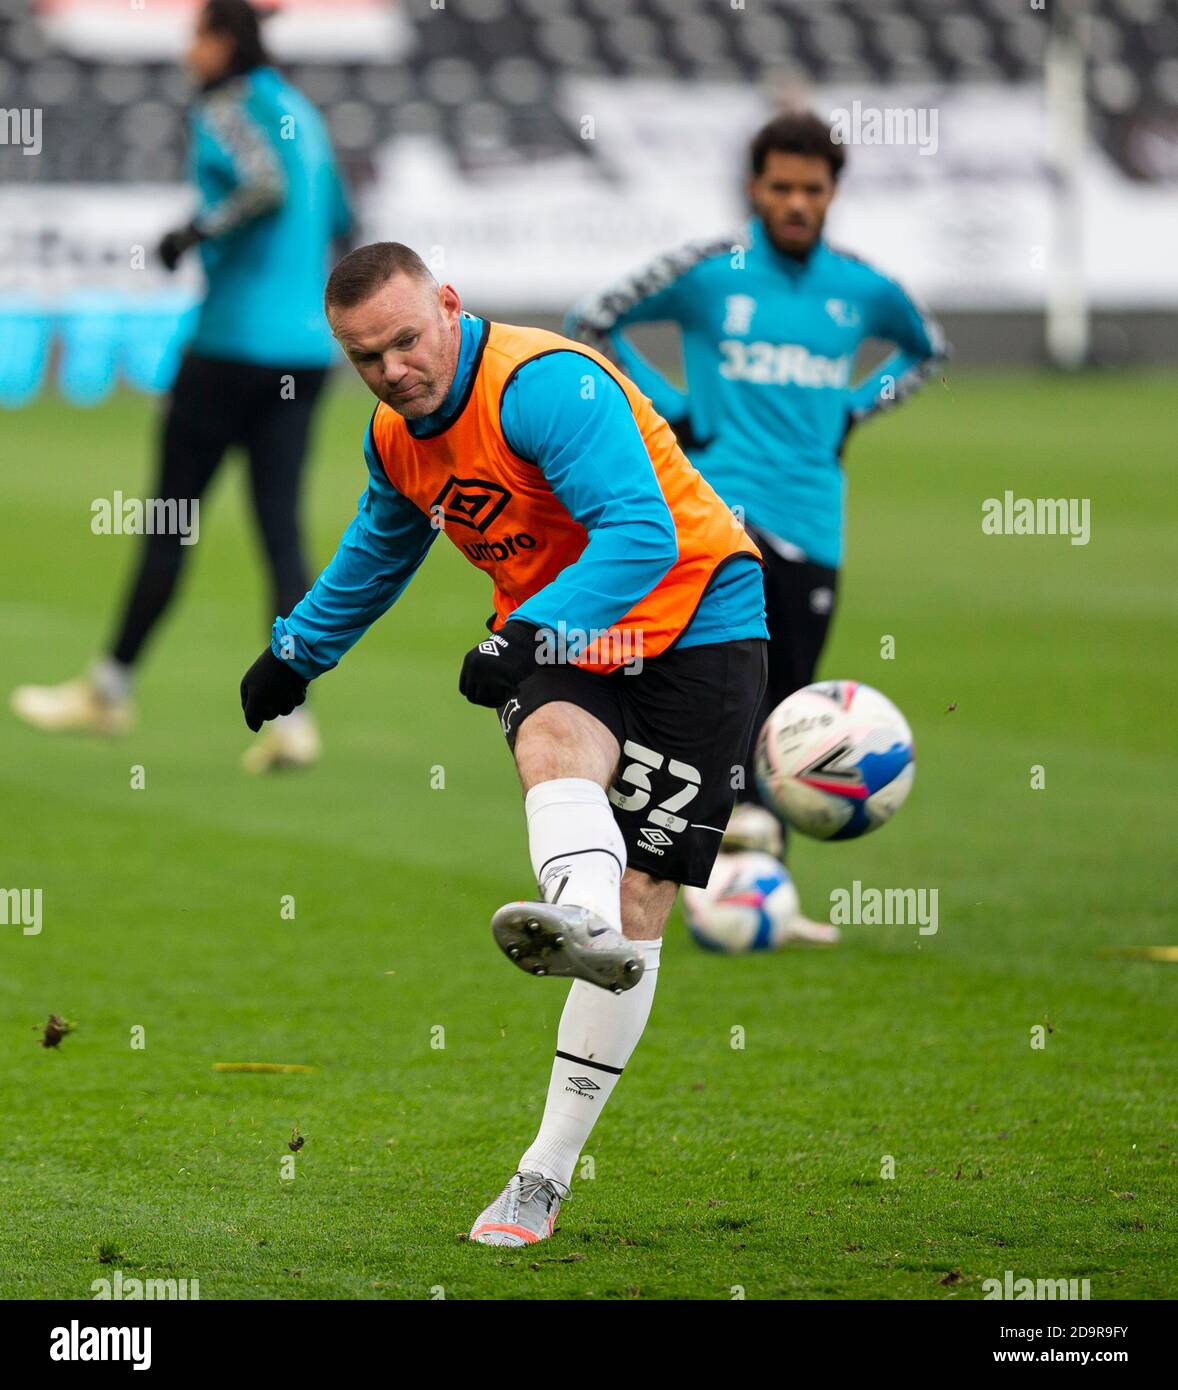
[241, 708, 321, 774]
[722, 802, 784, 857]
[469, 1171, 567, 1247]
[490, 900, 645, 994]
[781, 914, 841, 946]
[10, 676, 134, 736]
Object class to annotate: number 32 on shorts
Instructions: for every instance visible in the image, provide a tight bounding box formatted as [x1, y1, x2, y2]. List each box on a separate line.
[608, 740, 701, 834]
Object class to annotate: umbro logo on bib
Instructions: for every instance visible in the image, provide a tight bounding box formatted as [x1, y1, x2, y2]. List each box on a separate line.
[430, 474, 511, 533]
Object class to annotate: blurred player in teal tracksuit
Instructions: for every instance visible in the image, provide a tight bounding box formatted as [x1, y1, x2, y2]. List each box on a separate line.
[566, 111, 946, 931]
[12, 0, 352, 772]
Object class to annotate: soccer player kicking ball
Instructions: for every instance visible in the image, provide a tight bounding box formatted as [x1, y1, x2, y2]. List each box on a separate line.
[566, 111, 947, 932]
[238, 243, 768, 1246]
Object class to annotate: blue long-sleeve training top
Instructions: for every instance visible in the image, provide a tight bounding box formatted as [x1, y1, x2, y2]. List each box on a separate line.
[272, 313, 767, 679]
[189, 66, 352, 367]
[564, 217, 947, 569]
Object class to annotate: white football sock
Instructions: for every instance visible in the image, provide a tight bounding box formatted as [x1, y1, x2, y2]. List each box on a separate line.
[90, 656, 133, 704]
[518, 938, 662, 1188]
[524, 778, 626, 930]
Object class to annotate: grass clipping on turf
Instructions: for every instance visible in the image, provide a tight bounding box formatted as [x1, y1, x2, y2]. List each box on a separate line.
[1097, 946, 1178, 963]
[212, 1062, 316, 1074]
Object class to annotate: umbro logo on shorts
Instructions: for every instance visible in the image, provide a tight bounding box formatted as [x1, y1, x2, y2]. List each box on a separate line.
[640, 827, 673, 847]
[430, 474, 511, 533]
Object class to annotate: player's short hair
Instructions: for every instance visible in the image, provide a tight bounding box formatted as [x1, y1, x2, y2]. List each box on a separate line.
[200, 0, 272, 76]
[750, 111, 846, 181]
[324, 242, 437, 313]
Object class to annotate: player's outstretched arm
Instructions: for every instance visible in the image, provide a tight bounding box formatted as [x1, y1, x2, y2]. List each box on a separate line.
[562, 243, 724, 426]
[240, 423, 437, 729]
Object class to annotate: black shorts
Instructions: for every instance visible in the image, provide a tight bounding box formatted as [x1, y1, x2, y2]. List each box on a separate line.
[499, 638, 767, 888]
[740, 528, 839, 810]
[748, 528, 839, 705]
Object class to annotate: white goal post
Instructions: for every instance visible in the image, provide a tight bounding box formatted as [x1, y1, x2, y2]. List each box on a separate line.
[1045, 0, 1091, 368]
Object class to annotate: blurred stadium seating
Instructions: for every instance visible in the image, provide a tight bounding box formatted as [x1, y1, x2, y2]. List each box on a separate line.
[3, 1, 1177, 182]
[2, 0, 1176, 402]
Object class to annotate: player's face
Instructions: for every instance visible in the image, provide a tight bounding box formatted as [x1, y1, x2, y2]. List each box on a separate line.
[330, 276, 463, 418]
[749, 151, 837, 256]
[185, 17, 235, 84]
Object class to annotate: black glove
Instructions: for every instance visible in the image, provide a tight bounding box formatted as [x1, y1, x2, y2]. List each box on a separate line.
[240, 647, 308, 732]
[458, 620, 541, 708]
[158, 220, 206, 272]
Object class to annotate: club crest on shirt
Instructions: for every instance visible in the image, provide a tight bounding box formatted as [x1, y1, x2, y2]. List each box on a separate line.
[722, 294, 757, 335]
[825, 298, 861, 328]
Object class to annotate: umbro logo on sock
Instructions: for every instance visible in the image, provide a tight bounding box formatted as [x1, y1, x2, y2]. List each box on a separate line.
[566, 1076, 600, 1094]
[540, 865, 571, 903]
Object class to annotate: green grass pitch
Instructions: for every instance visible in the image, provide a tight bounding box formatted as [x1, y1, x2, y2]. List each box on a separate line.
[1, 370, 1174, 1300]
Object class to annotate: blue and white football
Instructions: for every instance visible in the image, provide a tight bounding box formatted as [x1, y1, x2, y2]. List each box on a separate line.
[683, 851, 800, 953]
[755, 681, 915, 841]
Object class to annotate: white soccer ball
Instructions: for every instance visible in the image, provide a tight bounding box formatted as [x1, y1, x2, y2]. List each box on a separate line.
[755, 680, 915, 841]
[683, 851, 800, 953]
